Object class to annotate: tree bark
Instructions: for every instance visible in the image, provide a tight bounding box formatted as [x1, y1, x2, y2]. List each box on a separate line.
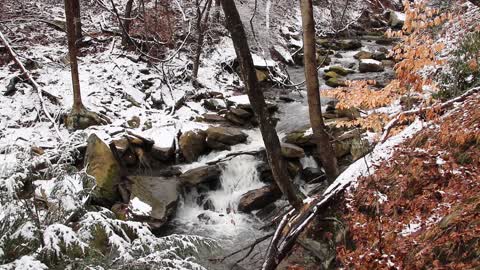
[221, 0, 304, 210]
[65, 0, 84, 110]
[122, 0, 135, 46]
[192, 0, 213, 82]
[72, 0, 82, 43]
[300, 0, 339, 181]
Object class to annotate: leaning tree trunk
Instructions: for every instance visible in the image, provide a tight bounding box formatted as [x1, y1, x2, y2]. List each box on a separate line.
[192, 0, 213, 83]
[221, 0, 304, 210]
[300, 0, 339, 181]
[64, 0, 109, 130]
[122, 0, 135, 46]
[72, 0, 82, 44]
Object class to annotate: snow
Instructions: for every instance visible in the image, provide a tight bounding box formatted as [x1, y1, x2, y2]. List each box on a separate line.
[360, 59, 382, 65]
[129, 197, 153, 216]
[0, 256, 48, 270]
[251, 54, 276, 68]
[321, 118, 425, 201]
[400, 221, 421, 236]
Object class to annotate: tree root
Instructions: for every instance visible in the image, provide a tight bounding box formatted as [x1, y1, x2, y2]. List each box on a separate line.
[64, 106, 111, 130]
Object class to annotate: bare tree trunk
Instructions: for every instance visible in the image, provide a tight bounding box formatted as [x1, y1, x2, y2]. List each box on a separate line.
[122, 0, 135, 46]
[192, 0, 213, 83]
[72, 0, 82, 43]
[64, 0, 109, 130]
[65, 0, 84, 110]
[221, 0, 304, 210]
[300, 0, 339, 181]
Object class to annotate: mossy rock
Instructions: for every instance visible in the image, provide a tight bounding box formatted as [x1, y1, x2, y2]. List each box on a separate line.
[283, 126, 315, 147]
[326, 77, 347, 88]
[323, 71, 341, 80]
[84, 134, 121, 206]
[256, 69, 269, 82]
[327, 66, 355, 76]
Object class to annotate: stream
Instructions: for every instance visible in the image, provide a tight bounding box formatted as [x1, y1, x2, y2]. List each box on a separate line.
[167, 37, 394, 269]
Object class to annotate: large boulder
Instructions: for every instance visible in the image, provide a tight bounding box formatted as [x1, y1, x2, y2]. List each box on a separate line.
[84, 134, 121, 205]
[128, 176, 179, 228]
[179, 130, 207, 162]
[238, 185, 282, 213]
[180, 165, 221, 186]
[206, 126, 248, 146]
[359, 59, 385, 73]
[281, 143, 306, 159]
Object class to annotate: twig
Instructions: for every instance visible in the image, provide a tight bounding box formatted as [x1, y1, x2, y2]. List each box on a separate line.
[215, 232, 274, 263]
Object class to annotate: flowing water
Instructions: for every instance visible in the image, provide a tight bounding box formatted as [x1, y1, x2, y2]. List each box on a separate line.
[170, 37, 394, 269]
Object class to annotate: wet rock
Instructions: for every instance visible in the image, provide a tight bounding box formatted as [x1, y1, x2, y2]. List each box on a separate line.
[205, 126, 248, 146]
[179, 130, 208, 162]
[281, 143, 306, 159]
[287, 160, 303, 177]
[375, 37, 398, 45]
[84, 134, 121, 206]
[238, 185, 282, 213]
[373, 51, 387, 61]
[197, 213, 211, 223]
[257, 162, 274, 183]
[327, 65, 355, 76]
[283, 126, 315, 147]
[225, 112, 247, 126]
[150, 142, 175, 162]
[255, 202, 279, 221]
[323, 71, 341, 80]
[359, 59, 385, 73]
[326, 77, 347, 88]
[203, 198, 215, 211]
[128, 176, 179, 229]
[230, 108, 252, 119]
[354, 51, 373, 60]
[4, 76, 21, 96]
[180, 165, 221, 186]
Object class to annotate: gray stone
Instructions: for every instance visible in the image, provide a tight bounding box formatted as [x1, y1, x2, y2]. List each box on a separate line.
[238, 185, 282, 213]
[128, 176, 179, 229]
[281, 143, 306, 159]
[359, 59, 385, 73]
[180, 165, 221, 186]
[206, 126, 248, 145]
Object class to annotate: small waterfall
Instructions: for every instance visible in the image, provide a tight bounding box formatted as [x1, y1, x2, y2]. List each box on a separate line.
[209, 155, 264, 213]
[174, 155, 266, 242]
